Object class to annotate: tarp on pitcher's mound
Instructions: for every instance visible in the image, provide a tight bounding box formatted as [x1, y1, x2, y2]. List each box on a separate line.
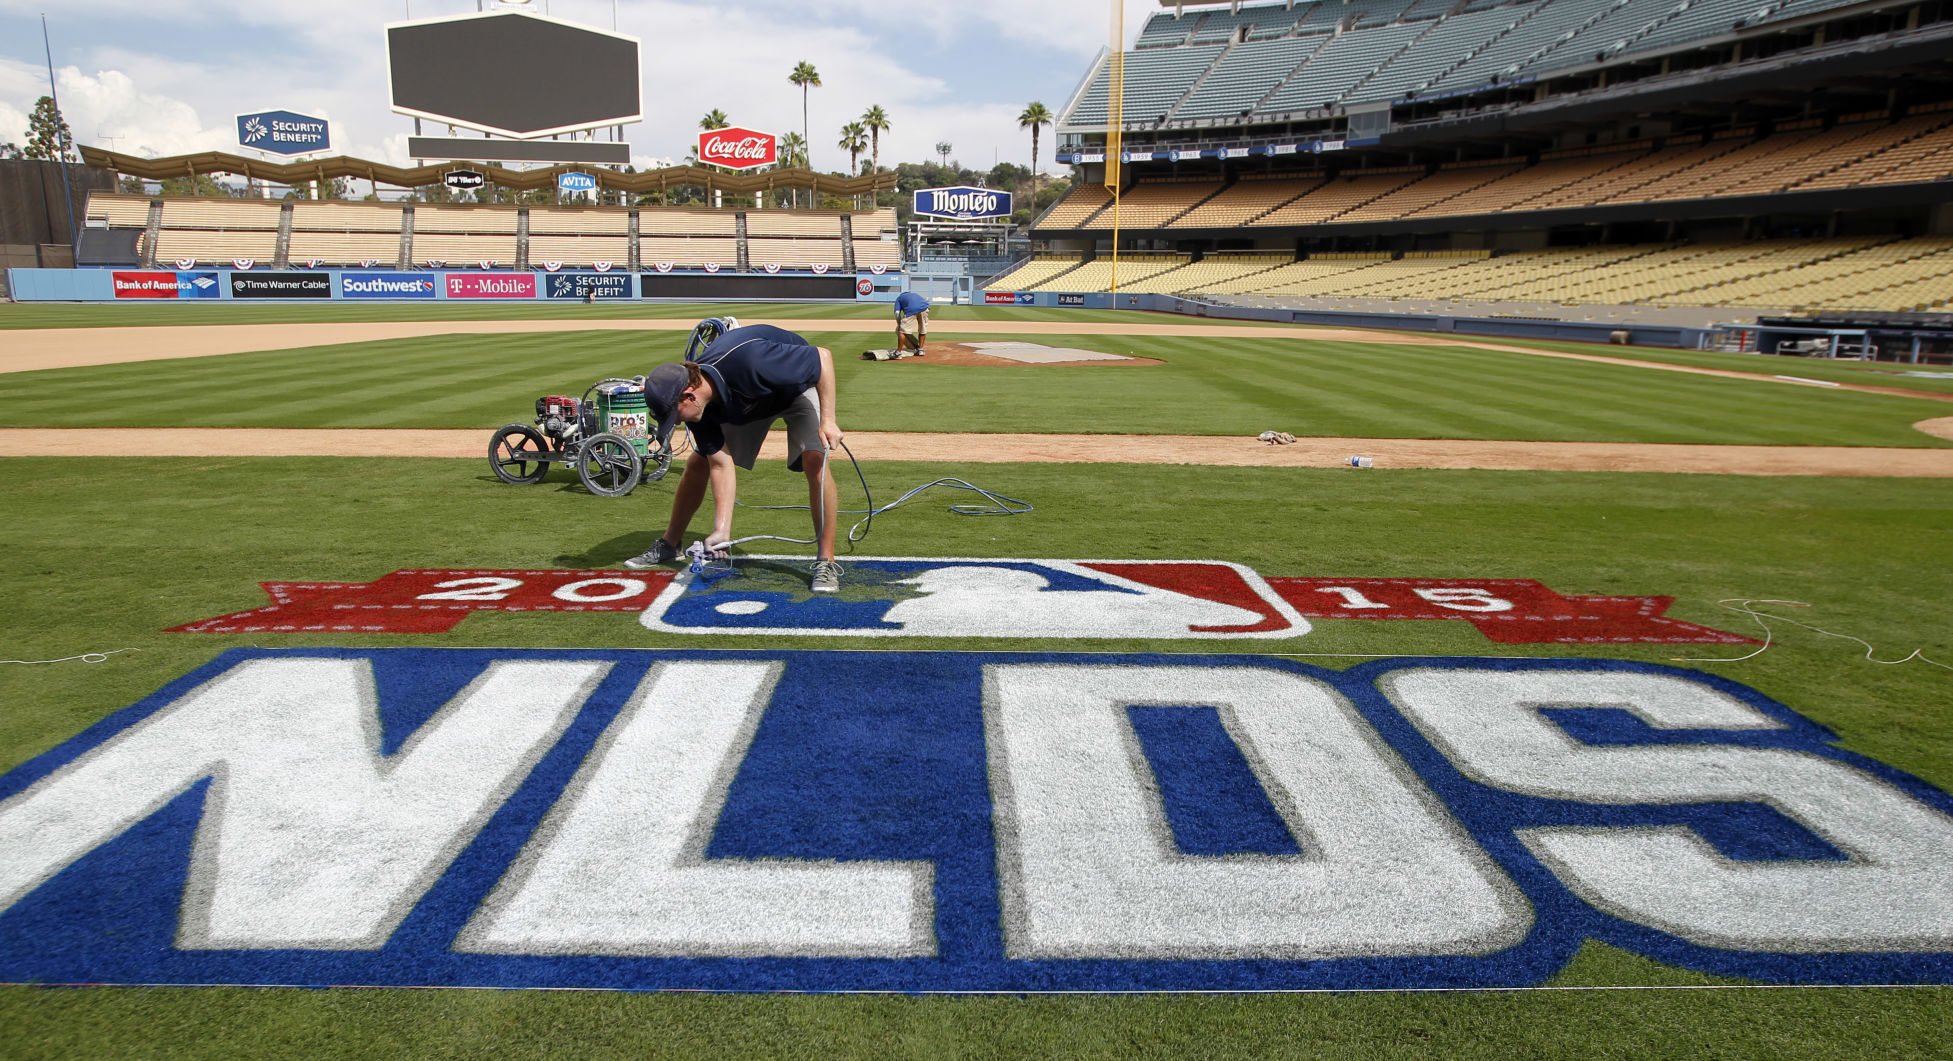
[2, 649, 1948, 992]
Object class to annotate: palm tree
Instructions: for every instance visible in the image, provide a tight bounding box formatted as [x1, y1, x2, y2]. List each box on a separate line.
[789, 61, 821, 174]
[838, 122, 869, 209]
[779, 131, 808, 207]
[698, 109, 729, 131]
[861, 104, 890, 176]
[839, 122, 868, 176]
[935, 141, 953, 168]
[1018, 101, 1054, 209]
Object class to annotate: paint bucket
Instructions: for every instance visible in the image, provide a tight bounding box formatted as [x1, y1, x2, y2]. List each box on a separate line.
[1348, 456, 1374, 468]
[595, 382, 652, 457]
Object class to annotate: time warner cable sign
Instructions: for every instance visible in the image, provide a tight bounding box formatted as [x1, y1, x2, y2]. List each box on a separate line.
[0, 646, 1949, 992]
[236, 109, 330, 156]
[914, 186, 1013, 220]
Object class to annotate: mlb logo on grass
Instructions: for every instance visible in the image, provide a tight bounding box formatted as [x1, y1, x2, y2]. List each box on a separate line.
[640, 558, 1308, 638]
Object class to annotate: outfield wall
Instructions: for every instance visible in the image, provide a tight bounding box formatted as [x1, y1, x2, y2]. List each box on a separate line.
[981, 288, 1714, 349]
[5, 267, 904, 303]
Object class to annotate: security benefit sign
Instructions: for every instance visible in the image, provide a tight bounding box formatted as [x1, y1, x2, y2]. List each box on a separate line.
[1, 649, 1949, 992]
[914, 186, 1012, 220]
[544, 272, 632, 300]
[236, 109, 330, 156]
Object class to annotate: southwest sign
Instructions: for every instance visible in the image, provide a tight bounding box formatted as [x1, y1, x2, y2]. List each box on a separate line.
[169, 561, 1753, 645]
[914, 186, 1013, 220]
[698, 127, 777, 170]
[236, 109, 330, 156]
[1, 647, 1948, 991]
[339, 273, 437, 300]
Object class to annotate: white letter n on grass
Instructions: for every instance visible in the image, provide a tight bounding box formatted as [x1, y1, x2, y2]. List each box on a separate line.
[0, 656, 607, 950]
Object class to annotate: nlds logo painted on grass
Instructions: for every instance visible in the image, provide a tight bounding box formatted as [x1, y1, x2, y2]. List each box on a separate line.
[0, 648, 1949, 993]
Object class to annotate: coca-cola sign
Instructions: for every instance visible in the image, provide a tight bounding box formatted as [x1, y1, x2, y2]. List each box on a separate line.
[698, 126, 777, 170]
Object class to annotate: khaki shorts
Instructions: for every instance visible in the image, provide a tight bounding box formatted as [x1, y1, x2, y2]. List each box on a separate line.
[898, 309, 928, 336]
[716, 386, 825, 472]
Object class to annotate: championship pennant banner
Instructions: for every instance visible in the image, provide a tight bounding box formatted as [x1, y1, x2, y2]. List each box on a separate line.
[169, 564, 1753, 644]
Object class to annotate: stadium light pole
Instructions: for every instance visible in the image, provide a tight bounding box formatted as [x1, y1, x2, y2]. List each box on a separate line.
[42, 15, 79, 268]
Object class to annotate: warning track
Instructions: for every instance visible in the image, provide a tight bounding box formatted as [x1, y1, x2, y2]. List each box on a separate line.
[5, 427, 1951, 477]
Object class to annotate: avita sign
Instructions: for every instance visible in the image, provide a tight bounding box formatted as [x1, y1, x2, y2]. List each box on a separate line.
[698, 127, 778, 170]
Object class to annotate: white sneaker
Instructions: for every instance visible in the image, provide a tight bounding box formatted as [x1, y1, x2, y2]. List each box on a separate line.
[811, 559, 842, 593]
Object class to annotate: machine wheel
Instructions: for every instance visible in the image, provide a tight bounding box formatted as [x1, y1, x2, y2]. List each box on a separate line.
[577, 433, 642, 497]
[643, 445, 674, 483]
[489, 424, 551, 485]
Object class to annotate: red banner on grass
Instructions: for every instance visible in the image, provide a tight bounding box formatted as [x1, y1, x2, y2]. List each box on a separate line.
[171, 567, 1753, 643]
[169, 569, 676, 634]
[1263, 577, 1754, 644]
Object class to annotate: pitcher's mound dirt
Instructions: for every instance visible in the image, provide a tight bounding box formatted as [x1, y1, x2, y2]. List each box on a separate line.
[861, 341, 1163, 367]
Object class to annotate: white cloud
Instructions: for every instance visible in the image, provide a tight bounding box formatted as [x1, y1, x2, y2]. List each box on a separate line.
[2, 0, 1122, 173]
[56, 66, 231, 157]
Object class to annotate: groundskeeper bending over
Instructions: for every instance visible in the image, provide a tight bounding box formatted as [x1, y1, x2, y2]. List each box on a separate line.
[894, 289, 929, 356]
[625, 318, 845, 592]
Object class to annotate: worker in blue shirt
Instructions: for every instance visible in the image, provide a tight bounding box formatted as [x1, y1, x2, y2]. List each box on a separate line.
[627, 319, 844, 592]
[894, 289, 929, 356]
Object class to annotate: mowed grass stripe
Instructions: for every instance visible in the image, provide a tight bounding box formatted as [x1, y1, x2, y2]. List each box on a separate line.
[1500, 338, 1953, 395]
[1415, 343, 1948, 445]
[2, 331, 1947, 447]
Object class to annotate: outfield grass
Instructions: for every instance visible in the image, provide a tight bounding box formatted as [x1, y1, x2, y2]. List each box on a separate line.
[1509, 339, 1953, 395]
[3, 330, 1947, 447]
[8, 299, 1949, 394]
[1, 457, 1949, 1056]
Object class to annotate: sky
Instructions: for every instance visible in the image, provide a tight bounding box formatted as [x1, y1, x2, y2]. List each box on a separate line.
[0, 0, 1159, 179]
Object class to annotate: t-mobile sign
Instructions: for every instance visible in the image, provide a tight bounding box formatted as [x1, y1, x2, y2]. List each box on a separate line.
[446, 273, 537, 299]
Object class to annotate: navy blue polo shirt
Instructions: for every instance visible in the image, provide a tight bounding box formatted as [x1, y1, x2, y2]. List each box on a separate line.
[894, 291, 929, 317]
[687, 324, 821, 456]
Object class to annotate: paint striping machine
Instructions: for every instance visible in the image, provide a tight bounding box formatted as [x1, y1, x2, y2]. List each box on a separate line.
[488, 378, 675, 497]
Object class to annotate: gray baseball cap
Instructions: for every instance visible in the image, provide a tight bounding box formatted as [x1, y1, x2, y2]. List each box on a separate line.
[642, 361, 690, 444]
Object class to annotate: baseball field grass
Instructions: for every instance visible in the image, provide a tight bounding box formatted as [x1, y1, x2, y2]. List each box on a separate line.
[3, 328, 1949, 446]
[1, 301, 1949, 1058]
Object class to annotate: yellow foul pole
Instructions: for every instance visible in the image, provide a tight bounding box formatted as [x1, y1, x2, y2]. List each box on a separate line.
[1106, 0, 1123, 295]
